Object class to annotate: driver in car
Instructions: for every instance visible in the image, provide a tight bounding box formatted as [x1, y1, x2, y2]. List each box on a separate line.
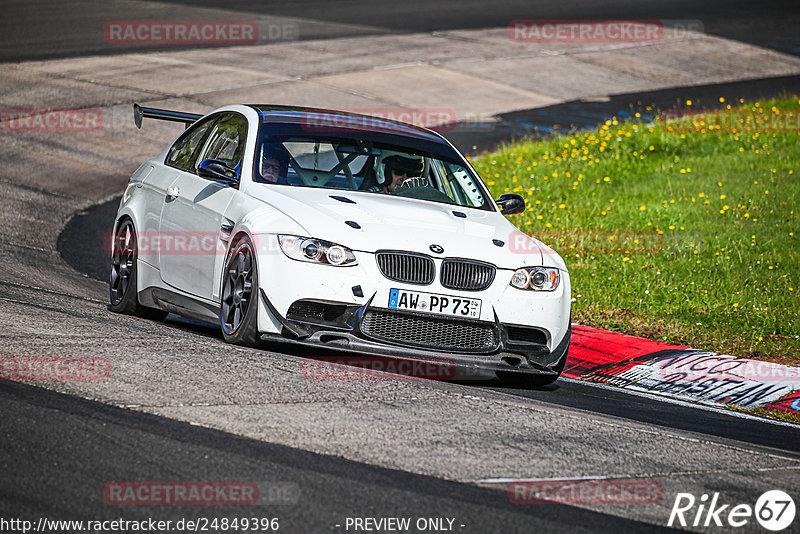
[256, 144, 289, 184]
[371, 154, 425, 193]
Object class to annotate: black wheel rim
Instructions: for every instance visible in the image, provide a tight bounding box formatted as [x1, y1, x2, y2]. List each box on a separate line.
[110, 221, 135, 305]
[221, 241, 254, 335]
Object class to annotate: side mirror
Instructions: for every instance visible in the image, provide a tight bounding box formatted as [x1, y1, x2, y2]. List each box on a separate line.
[496, 193, 525, 215]
[198, 159, 238, 186]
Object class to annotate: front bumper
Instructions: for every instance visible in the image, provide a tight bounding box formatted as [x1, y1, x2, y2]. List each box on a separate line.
[259, 289, 571, 381]
[254, 235, 572, 352]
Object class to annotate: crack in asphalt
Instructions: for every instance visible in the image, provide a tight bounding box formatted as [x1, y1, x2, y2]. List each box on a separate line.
[116, 396, 431, 409]
[0, 279, 106, 304]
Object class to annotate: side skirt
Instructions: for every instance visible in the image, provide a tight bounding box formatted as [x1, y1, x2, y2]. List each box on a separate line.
[138, 286, 221, 326]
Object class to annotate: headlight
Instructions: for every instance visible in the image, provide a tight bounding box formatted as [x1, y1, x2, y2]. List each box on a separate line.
[510, 267, 560, 291]
[277, 235, 357, 266]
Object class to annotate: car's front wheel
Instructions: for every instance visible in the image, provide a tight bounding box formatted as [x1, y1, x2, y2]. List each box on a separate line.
[109, 218, 167, 320]
[220, 235, 260, 347]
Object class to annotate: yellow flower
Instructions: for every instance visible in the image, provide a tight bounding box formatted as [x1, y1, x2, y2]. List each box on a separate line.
[639, 206, 646, 211]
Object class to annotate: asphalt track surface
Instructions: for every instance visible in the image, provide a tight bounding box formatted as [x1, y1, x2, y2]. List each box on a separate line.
[3, 380, 678, 533]
[3, 0, 799, 61]
[4, 1, 800, 532]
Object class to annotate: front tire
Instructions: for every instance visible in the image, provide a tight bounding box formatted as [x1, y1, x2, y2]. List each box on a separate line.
[109, 218, 167, 320]
[220, 235, 260, 347]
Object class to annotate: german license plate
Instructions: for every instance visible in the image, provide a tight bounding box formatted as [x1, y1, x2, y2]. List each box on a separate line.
[388, 288, 481, 318]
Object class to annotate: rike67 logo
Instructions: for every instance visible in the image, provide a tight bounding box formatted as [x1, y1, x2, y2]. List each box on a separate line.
[668, 490, 795, 531]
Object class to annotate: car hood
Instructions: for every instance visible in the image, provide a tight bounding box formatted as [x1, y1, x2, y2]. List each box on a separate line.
[245, 186, 544, 269]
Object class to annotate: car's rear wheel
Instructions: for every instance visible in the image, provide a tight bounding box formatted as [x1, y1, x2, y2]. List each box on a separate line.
[220, 235, 260, 347]
[109, 218, 167, 320]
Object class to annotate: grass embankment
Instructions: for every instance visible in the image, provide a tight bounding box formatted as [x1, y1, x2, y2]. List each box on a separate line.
[473, 98, 799, 367]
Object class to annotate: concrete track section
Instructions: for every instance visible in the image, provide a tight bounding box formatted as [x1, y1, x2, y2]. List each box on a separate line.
[2, 5, 800, 532]
[3, 0, 800, 61]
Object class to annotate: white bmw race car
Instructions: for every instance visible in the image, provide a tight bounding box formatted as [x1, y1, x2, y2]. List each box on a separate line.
[110, 104, 571, 385]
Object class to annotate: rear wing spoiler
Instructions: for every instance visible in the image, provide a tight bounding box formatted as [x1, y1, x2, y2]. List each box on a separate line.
[133, 103, 203, 129]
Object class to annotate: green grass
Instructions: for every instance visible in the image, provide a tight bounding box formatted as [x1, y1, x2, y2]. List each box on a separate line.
[732, 405, 800, 424]
[472, 97, 800, 367]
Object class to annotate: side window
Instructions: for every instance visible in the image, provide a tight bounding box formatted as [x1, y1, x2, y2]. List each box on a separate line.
[194, 113, 248, 174]
[166, 116, 217, 171]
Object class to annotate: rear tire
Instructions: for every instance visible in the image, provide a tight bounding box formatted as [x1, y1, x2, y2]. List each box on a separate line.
[220, 235, 260, 347]
[109, 218, 168, 320]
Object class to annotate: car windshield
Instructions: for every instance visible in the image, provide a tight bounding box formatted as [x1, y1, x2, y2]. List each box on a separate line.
[253, 131, 492, 210]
